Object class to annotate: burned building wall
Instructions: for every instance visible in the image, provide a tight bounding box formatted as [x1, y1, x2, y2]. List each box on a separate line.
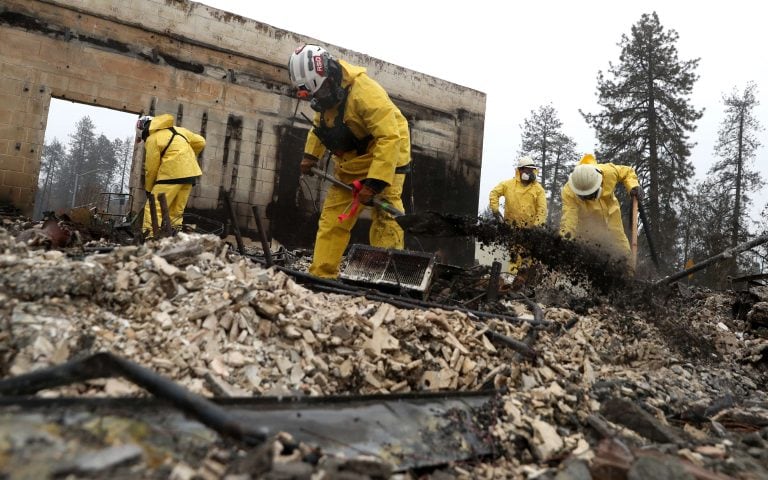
[0, 0, 485, 264]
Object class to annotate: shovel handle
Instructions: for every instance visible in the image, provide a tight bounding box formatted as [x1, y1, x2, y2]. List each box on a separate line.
[630, 195, 638, 270]
[629, 195, 637, 268]
[310, 167, 404, 217]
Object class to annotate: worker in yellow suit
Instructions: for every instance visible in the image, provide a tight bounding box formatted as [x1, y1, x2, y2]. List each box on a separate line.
[489, 156, 547, 274]
[137, 114, 206, 238]
[560, 153, 641, 265]
[288, 44, 411, 278]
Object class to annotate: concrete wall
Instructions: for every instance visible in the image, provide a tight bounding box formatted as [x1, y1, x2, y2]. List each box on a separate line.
[0, 0, 486, 263]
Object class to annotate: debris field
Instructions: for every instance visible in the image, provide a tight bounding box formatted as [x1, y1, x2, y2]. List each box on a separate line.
[1, 215, 768, 479]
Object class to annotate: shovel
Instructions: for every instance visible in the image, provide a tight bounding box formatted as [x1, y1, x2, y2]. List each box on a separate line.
[309, 167, 468, 236]
[630, 195, 639, 270]
[636, 197, 660, 269]
[310, 166, 405, 217]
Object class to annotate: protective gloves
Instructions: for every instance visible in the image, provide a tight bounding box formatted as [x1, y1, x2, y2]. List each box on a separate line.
[358, 178, 387, 206]
[300, 156, 318, 175]
[630, 186, 643, 200]
[357, 185, 377, 206]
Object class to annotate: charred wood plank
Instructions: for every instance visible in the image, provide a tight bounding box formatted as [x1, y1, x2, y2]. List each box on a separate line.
[656, 233, 768, 286]
[0, 352, 267, 445]
[251, 205, 273, 267]
[147, 192, 159, 237]
[486, 261, 501, 302]
[222, 188, 245, 255]
[484, 330, 537, 359]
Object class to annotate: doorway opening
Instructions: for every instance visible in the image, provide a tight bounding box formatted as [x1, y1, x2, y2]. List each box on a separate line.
[34, 98, 139, 220]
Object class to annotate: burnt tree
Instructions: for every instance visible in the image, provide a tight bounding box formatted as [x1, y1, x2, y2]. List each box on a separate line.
[712, 82, 763, 249]
[581, 12, 703, 265]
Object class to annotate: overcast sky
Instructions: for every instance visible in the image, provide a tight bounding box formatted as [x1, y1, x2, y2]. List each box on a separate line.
[196, 0, 768, 222]
[46, 0, 768, 222]
[45, 100, 136, 144]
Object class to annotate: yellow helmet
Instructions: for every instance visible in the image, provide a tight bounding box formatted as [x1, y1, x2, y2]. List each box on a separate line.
[579, 153, 597, 164]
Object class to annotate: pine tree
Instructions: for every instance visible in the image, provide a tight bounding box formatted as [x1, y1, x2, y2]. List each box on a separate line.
[711, 83, 763, 249]
[113, 136, 134, 193]
[581, 12, 703, 265]
[33, 139, 67, 219]
[547, 133, 578, 229]
[519, 105, 577, 227]
[679, 180, 733, 286]
[520, 105, 562, 191]
[81, 133, 118, 206]
[67, 116, 97, 208]
[755, 205, 768, 273]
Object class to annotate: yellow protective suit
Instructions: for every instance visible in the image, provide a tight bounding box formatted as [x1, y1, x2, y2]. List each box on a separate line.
[142, 183, 192, 233]
[142, 114, 205, 235]
[489, 171, 547, 274]
[560, 160, 639, 262]
[489, 171, 547, 227]
[303, 60, 411, 278]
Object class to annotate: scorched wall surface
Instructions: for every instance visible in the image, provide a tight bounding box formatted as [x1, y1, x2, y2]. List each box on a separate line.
[0, 0, 485, 264]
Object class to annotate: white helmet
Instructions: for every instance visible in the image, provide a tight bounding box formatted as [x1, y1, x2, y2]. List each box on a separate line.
[568, 164, 603, 196]
[517, 156, 536, 169]
[288, 44, 333, 98]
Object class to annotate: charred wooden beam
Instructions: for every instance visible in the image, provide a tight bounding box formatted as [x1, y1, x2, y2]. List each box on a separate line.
[655, 233, 768, 286]
[486, 261, 501, 302]
[282, 267, 547, 327]
[483, 330, 537, 359]
[0, 352, 268, 445]
[147, 192, 159, 237]
[222, 188, 244, 255]
[251, 205, 273, 267]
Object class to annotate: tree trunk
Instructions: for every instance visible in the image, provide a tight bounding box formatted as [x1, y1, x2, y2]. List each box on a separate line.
[540, 137, 548, 190]
[647, 100, 661, 258]
[732, 108, 744, 248]
[549, 147, 562, 228]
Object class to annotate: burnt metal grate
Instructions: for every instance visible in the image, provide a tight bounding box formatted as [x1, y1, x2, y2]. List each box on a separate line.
[340, 244, 436, 293]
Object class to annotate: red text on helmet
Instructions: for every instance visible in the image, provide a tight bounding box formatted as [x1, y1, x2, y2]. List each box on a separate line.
[313, 56, 325, 76]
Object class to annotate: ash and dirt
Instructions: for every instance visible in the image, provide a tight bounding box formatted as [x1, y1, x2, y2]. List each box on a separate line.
[415, 212, 631, 293]
[2, 214, 768, 479]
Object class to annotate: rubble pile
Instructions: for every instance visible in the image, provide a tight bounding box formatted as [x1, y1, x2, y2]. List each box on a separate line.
[3, 230, 522, 397]
[2, 226, 768, 478]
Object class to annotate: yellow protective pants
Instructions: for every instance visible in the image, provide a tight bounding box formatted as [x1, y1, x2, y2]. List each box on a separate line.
[310, 174, 406, 278]
[142, 183, 192, 236]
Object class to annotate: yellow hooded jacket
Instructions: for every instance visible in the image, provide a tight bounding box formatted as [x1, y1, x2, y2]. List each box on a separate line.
[144, 114, 205, 191]
[489, 171, 547, 227]
[303, 60, 410, 186]
[560, 160, 639, 258]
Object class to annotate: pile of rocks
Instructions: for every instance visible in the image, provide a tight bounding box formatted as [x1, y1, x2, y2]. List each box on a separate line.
[2, 227, 768, 478]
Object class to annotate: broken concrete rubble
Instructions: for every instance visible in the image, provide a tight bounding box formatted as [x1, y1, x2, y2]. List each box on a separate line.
[1, 224, 768, 478]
